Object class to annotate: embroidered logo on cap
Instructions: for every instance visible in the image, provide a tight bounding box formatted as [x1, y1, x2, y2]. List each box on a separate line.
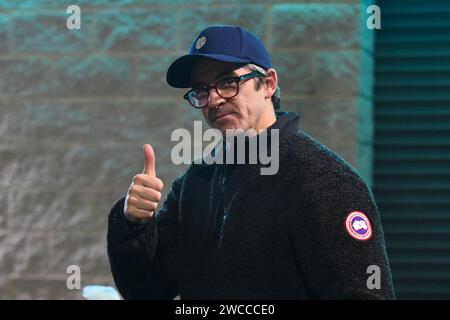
[345, 211, 372, 241]
[195, 36, 206, 50]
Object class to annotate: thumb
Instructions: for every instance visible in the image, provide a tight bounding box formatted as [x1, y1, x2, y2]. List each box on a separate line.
[143, 144, 156, 176]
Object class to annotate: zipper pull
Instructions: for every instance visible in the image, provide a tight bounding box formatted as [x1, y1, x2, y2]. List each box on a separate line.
[221, 176, 226, 192]
[218, 208, 229, 249]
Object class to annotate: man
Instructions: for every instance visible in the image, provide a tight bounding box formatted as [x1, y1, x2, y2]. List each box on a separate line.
[107, 25, 395, 299]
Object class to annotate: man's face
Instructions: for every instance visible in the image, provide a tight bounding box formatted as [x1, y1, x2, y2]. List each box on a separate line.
[190, 59, 269, 134]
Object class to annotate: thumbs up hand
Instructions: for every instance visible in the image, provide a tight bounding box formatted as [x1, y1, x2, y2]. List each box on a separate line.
[124, 144, 164, 223]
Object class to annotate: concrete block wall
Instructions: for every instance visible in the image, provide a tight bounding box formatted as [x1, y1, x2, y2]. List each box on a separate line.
[0, 0, 372, 299]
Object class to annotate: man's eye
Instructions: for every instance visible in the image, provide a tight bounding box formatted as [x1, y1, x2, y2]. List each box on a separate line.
[194, 90, 208, 98]
[219, 78, 236, 87]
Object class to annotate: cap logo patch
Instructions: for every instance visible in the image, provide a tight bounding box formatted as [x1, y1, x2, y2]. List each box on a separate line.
[345, 211, 372, 241]
[196, 36, 206, 50]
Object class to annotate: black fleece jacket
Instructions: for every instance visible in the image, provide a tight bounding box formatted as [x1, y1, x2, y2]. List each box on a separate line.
[107, 112, 395, 300]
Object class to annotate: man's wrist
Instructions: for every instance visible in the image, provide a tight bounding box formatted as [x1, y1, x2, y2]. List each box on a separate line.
[124, 212, 152, 225]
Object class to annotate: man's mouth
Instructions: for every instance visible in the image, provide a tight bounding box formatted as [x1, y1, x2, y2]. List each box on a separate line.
[214, 112, 235, 123]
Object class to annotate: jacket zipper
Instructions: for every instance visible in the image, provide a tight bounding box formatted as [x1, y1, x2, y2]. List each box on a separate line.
[216, 166, 239, 249]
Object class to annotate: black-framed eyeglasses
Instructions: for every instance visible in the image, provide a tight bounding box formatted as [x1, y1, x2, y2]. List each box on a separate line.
[183, 71, 263, 109]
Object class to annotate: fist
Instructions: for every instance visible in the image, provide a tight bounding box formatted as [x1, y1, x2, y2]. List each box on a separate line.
[124, 144, 164, 223]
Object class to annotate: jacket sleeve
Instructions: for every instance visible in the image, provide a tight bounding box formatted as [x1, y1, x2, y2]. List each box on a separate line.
[289, 171, 395, 299]
[107, 176, 183, 300]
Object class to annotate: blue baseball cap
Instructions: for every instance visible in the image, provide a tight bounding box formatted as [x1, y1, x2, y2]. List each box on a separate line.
[166, 25, 272, 88]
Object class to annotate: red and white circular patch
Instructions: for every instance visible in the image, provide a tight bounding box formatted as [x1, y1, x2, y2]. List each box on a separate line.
[345, 211, 372, 241]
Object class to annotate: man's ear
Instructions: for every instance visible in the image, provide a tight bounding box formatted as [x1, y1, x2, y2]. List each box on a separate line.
[264, 68, 278, 99]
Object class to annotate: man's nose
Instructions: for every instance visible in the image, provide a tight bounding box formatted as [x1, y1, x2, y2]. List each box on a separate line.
[207, 88, 225, 109]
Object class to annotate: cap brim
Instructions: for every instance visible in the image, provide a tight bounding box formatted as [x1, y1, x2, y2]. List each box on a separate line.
[166, 53, 251, 88]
